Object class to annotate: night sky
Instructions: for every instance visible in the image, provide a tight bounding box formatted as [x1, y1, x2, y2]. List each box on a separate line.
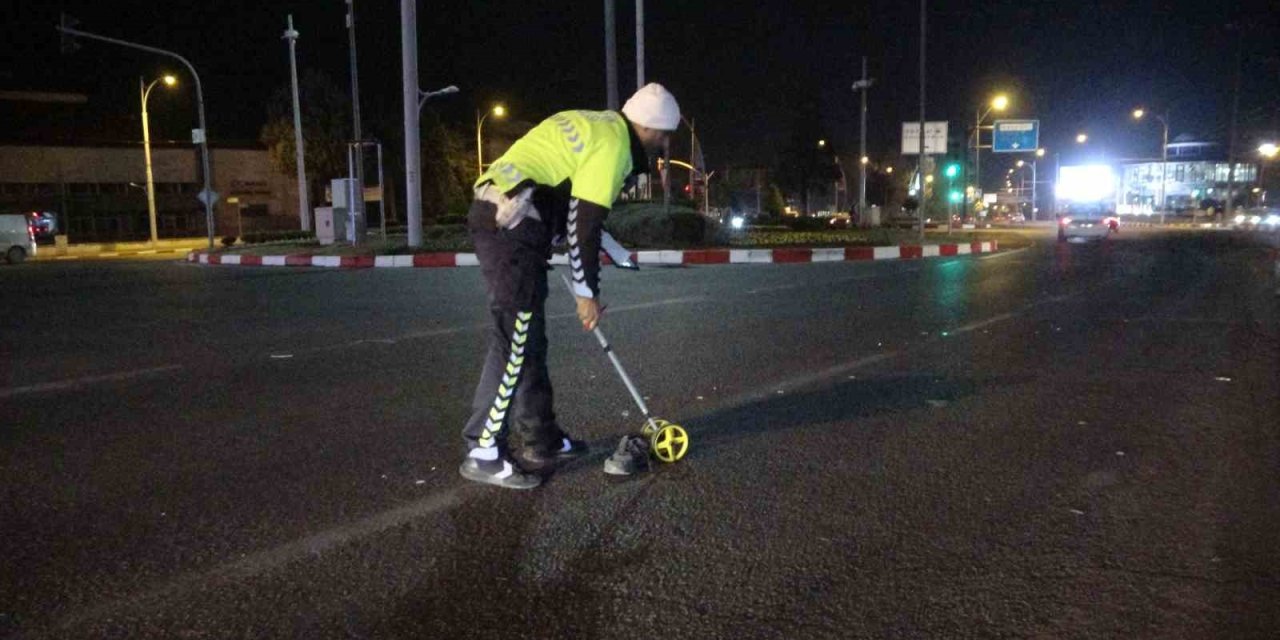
[4, 1, 1277, 187]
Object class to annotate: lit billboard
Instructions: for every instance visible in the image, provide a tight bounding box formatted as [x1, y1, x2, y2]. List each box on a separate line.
[1055, 165, 1115, 203]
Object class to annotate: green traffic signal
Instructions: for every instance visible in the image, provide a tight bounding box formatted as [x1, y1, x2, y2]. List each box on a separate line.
[944, 163, 960, 178]
[948, 190, 963, 203]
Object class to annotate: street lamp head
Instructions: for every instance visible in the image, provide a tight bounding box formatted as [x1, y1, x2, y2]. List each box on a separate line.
[492, 105, 506, 117]
[817, 139, 826, 148]
[1076, 133, 1088, 144]
[162, 74, 177, 87]
[1016, 160, 1025, 168]
[885, 166, 893, 174]
[991, 95, 1009, 111]
[1036, 148, 1046, 157]
[860, 156, 869, 165]
[1132, 108, 1145, 120]
[1259, 142, 1279, 159]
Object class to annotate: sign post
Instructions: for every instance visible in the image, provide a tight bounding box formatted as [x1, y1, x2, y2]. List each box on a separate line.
[993, 120, 1040, 153]
[901, 121, 949, 155]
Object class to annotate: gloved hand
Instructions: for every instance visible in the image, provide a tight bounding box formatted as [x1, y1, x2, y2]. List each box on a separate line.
[575, 296, 604, 331]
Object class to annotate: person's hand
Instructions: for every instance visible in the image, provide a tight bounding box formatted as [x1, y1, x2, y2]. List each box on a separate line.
[575, 296, 604, 331]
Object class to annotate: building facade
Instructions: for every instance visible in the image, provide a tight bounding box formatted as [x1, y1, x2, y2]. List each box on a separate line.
[1119, 160, 1257, 213]
[0, 143, 298, 241]
[1116, 137, 1259, 213]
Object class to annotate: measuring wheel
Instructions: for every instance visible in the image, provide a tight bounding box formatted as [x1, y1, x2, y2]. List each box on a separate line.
[643, 418, 689, 463]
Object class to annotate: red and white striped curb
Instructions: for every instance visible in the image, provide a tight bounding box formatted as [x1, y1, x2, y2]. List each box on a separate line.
[186, 241, 999, 269]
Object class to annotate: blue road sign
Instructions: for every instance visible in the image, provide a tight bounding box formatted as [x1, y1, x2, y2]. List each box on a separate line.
[993, 120, 1040, 153]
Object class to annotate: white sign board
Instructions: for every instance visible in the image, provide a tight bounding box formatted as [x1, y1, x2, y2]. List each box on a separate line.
[901, 121, 949, 155]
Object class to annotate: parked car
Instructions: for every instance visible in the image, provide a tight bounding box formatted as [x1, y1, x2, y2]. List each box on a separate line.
[0, 214, 38, 264]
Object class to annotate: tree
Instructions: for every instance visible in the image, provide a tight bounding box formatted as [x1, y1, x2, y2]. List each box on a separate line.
[260, 70, 352, 204]
[418, 108, 474, 219]
[764, 184, 786, 217]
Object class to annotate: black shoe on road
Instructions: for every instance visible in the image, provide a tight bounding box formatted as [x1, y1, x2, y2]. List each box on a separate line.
[603, 435, 651, 476]
[458, 458, 542, 490]
[516, 437, 589, 471]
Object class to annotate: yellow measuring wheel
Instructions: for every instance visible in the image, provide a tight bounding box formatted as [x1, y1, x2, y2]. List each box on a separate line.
[644, 419, 689, 463]
[559, 273, 692, 469]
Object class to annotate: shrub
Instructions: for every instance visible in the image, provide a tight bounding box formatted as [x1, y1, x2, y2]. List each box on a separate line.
[241, 230, 317, 245]
[606, 203, 719, 247]
[786, 216, 830, 231]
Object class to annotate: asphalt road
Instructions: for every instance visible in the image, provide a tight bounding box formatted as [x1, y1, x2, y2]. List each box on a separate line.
[2, 228, 1278, 639]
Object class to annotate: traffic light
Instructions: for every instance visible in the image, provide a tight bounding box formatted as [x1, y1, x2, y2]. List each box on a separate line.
[943, 163, 960, 179]
[948, 190, 963, 203]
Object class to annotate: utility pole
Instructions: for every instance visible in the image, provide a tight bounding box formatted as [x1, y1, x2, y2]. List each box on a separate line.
[917, 0, 927, 241]
[604, 0, 619, 109]
[852, 57, 873, 218]
[635, 0, 648, 199]
[346, 0, 366, 244]
[401, 0, 422, 247]
[284, 15, 310, 232]
[635, 0, 645, 91]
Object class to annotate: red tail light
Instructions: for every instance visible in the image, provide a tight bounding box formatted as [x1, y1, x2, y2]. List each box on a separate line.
[1059, 217, 1072, 226]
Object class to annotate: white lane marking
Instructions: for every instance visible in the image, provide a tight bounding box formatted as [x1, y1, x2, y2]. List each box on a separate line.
[0, 365, 185, 399]
[746, 283, 802, 295]
[946, 312, 1019, 336]
[746, 266, 920, 295]
[749, 352, 896, 399]
[50, 489, 464, 630]
[704, 290, 1083, 410]
[979, 247, 1031, 260]
[280, 296, 710, 358]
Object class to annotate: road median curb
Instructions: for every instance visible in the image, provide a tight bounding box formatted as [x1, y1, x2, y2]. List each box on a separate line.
[186, 242, 999, 269]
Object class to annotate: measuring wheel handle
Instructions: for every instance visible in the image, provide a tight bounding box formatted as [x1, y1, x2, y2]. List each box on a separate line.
[641, 418, 669, 438]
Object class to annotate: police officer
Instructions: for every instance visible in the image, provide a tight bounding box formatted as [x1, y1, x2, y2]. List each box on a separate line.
[458, 83, 681, 489]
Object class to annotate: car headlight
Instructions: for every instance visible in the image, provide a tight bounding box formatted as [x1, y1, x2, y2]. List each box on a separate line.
[1234, 215, 1246, 224]
[731, 216, 745, 230]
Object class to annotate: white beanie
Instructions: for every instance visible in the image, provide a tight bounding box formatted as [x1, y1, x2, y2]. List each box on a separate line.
[622, 83, 681, 131]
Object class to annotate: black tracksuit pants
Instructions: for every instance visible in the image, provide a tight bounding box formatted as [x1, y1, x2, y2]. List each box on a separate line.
[462, 199, 564, 455]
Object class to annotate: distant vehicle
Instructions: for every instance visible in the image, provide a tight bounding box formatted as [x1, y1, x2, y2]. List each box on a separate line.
[1, 214, 38, 264]
[1058, 214, 1117, 242]
[27, 211, 58, 241]
[1232, 209, 1279, 231]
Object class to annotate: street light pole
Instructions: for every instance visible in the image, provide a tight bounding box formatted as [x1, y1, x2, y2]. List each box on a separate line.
[475, 106, 505, 178]
[57, 23, 218, 249]
[346, 0, 366, 245]
[1032, 148, 1044, 221]
[1141, 110, 1172, 227]
[284, 15, 310, 232]
[853, 57, 873, 218]
[1160, 115, 1169, 224]
[139, 75, 173, 245]
[401, 0, 421, 247]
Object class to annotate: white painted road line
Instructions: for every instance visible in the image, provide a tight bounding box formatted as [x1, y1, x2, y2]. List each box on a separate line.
[0, 365, 185, 399]
[50, 489, 464, 632]
[979, 247, 1030, 260]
